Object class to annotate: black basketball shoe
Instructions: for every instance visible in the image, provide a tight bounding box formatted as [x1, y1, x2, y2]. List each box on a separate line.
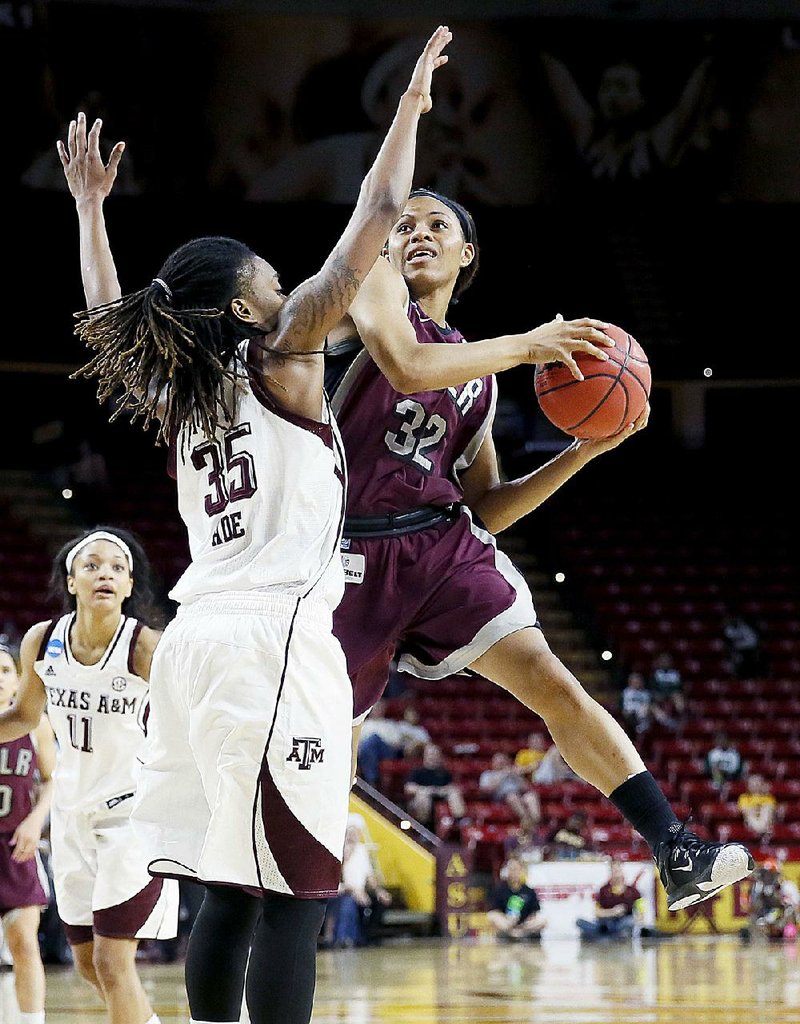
[655, 822, 755, 912]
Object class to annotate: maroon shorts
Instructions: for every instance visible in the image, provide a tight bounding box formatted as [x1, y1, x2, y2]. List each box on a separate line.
[0, 833, 48, 916]
[334, 507, 538, 719]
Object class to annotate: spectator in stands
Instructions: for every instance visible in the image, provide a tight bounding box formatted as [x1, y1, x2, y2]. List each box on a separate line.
[704, 732, 745, 790]
[648, 651, 686, 730]
[486, 855, 546, 942]
[478, 751, 542, 832]
[722, 610, 766, 679]
[397, 706, 430, 757]
[0, 623, 21, 658]
[576, 859, 643, 941]
[503, 823, 545, 869]
[737, 773, 777, 839]
[383, 659, 412, 701]
[514, 731, 549, 777]
[320, 819, 392, 949]
[357, 700, 431, 787]
[545, 811, 594, 860]
[404, 743, 466, 831]
[743, 858, 799, 941]
[619, 671, 652, 739]
[533, 743, 579, 784]
[67, 437, 112, 523]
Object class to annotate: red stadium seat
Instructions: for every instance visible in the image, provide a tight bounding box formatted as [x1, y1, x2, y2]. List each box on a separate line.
[665, 758, 708, 785]
[715, 823, 755, 843]
[650, 738, 697, 760]
[698, 801, 742, 826]
[590, 824, 636, 845]
[681, 779, 724, 804]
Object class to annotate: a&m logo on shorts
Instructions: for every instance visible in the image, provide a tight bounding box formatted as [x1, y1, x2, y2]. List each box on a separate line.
[286, 736, 325, 770]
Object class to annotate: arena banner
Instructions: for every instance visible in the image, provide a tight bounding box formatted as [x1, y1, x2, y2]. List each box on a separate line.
[438, 856, 657, 938]
[524, 860, 657, 938]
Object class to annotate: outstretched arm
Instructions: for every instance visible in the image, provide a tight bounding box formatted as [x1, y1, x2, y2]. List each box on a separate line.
[651, 56, 713, 166]
[540, 52, 595, 150]
[57, 111, 126, 308]
[348, 258, 614, 392]
[274, 25, 452, 357]
[460, 405, 649, 535]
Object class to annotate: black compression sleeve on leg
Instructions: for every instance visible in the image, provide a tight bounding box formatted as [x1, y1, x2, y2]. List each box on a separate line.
[245, 894, 327, 1024]
[184, 884, 262, 1022]
[609, 770, 681, 850]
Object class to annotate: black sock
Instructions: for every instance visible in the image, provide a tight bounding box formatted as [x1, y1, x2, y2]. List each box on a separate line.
[609, 770, 682, 851]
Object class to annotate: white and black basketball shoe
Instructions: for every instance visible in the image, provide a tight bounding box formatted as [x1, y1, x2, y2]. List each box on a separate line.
[655, 822, 755, 912]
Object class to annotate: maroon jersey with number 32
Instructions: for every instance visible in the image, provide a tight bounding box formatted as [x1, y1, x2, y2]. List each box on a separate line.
[329, 302, 496, 515]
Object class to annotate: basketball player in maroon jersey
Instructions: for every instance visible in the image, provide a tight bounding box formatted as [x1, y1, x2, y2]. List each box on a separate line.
[325, 188, 754, 911]
[0, 644, 55, 1024]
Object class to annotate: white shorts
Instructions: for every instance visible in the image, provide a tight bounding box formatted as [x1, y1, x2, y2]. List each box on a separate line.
[50, 798, 179, 940]
[131, 592, 353, 899]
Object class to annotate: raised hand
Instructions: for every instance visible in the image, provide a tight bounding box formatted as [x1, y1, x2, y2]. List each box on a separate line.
[525, 315, 615, 381]
[57, 111, 125, 203]
[405, 24, 452, 115]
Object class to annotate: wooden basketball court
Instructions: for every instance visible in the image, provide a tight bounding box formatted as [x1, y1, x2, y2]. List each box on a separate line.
[3, 934, 798, 1023]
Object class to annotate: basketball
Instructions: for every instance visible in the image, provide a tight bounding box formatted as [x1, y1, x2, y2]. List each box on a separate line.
[533, 324, 651, 439]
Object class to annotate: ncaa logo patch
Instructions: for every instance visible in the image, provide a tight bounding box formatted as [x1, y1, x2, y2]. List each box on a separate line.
[46, 638, 64, 658]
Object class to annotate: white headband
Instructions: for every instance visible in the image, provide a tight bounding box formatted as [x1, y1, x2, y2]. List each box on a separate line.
[65, 531, 134, 575]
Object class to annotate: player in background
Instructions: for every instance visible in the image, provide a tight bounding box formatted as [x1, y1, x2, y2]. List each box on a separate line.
[0, 528, 177, 1024]
[325, 187, 754, 911]
[58, 26, 453, 1024]
[0, 644, 55, 1024]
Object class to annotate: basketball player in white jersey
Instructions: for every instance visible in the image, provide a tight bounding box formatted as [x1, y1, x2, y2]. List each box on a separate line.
[57, 25, 453, 1024]
[0, 527, 178, 1024]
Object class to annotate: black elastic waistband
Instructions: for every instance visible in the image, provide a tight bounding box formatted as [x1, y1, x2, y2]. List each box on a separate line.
[343, 504, 460, 538]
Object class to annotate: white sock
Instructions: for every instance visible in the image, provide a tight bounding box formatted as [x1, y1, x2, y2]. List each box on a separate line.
[145, 1016, 161, 1024]
[190, 1020, 238, 1024]
[19, 1013, 45, 1024]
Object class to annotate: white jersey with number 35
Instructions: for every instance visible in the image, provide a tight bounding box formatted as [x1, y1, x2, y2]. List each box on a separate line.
[168, 343, 347, 612]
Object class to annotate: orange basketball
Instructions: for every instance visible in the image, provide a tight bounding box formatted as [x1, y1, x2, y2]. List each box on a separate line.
[534, 324, 651, 439]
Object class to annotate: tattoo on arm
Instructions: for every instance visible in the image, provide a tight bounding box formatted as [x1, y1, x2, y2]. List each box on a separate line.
[278, 254, 362, 353]
[325, 253, 362, 308]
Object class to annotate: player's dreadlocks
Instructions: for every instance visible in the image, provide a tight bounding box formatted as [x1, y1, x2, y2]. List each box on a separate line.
[72, 236, 261, 447]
